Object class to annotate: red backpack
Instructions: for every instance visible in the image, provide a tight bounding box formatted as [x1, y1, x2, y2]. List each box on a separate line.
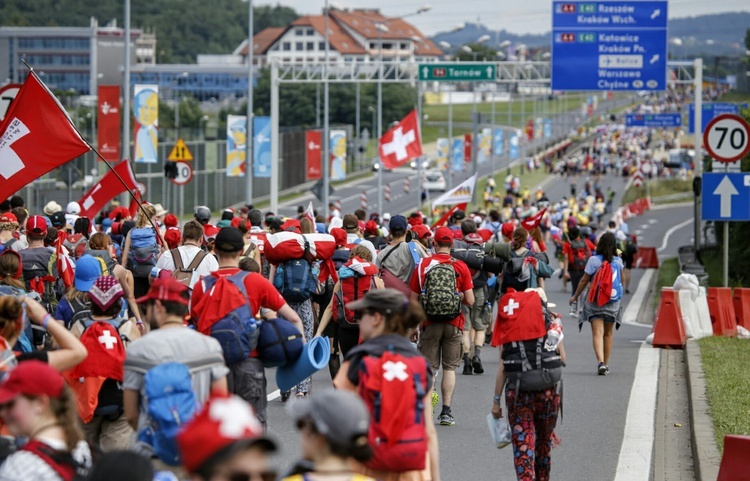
[358, 350, 429, 472]
[568, 239, 591, 271]
[332, 257, 378, 326]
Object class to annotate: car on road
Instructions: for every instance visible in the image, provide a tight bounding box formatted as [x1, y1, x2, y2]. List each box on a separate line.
[411, 156, 431, 170]
[422, 170, 447, 191]
[371, 157, 392, 172]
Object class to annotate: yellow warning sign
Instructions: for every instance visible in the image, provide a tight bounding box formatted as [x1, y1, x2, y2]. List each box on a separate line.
[168, 139, 194, 162]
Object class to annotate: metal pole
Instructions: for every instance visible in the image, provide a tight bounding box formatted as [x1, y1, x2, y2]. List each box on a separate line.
[322, 1, 331, 218]
[417, 80, 423, 211]
[723, 156, 729, 287]
[355, 82, 360, 171]
[447, 84, 453, 188]
[377, 30, 384, 217]
[491, 95, 496, 175]
[180, 184, 185, 226]
[122, 0, 131, 162]
[270, 61, 279, 214]
[471, 110, 479, 205]
[694, 58, 703, 253]
[316, 83, 321, 128]
[245, 0, 254, 205]
[175, 96, 179, 141]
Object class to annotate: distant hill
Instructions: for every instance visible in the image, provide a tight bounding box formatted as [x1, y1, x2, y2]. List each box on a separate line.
[432, 12, 750, 58]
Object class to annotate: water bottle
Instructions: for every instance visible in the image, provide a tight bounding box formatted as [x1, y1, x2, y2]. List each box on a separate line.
[545, 317, 564, 351]
[569, 300, 578, 317]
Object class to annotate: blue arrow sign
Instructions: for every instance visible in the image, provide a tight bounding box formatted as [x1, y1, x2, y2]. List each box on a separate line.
[701, 173, 750, 221]
[625, 113, 681, 127]
[551, 1, 668, 91]
[688, 103, 749, 134]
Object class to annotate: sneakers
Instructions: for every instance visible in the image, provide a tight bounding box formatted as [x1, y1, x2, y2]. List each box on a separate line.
[438, 412, 455, 426]
[598, 362, 608, 376]
[430, 391, 439, 415]
[462, 359, 473, 375]
[472, 355, 484, 374]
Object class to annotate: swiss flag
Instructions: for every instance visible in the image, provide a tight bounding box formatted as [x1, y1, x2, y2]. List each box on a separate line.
[0, 72, 90, 201]
[77, 160, 139, 219]
[521, 208, 547, 231]
[491, 290, 546, 347]
[55, 231, 75, 289]
[378, 110, 422, 169]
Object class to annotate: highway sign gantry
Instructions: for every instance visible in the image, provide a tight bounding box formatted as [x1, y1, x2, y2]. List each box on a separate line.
[625, 113, 681, 128]
[701, 173, 750, 221]
[703, 114, 750, 164]
[418, 63, 496, 82]
[551, 1, 668, 91]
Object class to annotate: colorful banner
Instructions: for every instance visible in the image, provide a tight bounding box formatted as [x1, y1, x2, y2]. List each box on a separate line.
[133, 84, 158, 163]
[544, 118, 552, 139]
[226, 114, 247, 177]
[452, 138, 464, 172]
[535, 118, 543, 139]
[493, 128, 504, 156]
[510, 134, 519, 159]
[436, 138, 449, 171]
[432, 174, 477, 207]
[253, 116, 271, 178]
[463, 133, 473, 163]
[330, 129, 347, 181]
[305, 130, 322, 180]
[477, 128, 492, 164]
[97, 85, 120, 162]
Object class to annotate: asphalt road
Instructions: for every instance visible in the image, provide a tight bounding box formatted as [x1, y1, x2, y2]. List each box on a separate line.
[263, 156, 696, 479]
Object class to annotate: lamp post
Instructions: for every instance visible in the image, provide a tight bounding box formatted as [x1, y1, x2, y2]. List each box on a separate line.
[244, 0, 255, 205]
[376, 21, 388, 217]
[199, 115, 209, 140]
[174, 71, 188, 141]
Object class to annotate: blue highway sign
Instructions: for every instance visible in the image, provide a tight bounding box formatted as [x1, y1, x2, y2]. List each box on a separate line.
[625, 113, 681, 127]
[701, 173, 750, 221]
[551, 1, 668, 91]
[689, 103, 749, 134]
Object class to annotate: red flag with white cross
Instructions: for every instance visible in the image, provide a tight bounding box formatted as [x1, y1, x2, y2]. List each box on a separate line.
[378, 110, 423, 169]
[77, 160, 139, 219]
[0, 71, 91, 200]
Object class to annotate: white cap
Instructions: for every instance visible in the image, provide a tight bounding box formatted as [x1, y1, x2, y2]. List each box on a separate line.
[473, 215, 482, 224]
[66, 201, 81, 215]
[382, 212, 391, 221]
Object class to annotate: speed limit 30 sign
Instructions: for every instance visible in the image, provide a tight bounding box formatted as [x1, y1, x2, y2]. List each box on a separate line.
[703, 114, 750, 163]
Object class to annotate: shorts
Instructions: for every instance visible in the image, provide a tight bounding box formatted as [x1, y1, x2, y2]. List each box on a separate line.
[418, 323, 463, 372]
[463, 287, 490, 331]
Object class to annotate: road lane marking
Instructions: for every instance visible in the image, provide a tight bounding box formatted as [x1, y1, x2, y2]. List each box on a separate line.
[267, 389, 280, 401]
[657, 218, 693, 253]
[621, 269, 654, 327]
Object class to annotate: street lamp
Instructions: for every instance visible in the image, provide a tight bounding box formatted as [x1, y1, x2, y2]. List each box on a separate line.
[200, 115, 209, 140]
[174, 71, 188, 141]
[477, 34, 491, 44]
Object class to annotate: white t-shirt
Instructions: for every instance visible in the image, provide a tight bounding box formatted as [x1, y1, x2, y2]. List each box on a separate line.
[346, 234, 377, 260]
[155, 245, 219, 289]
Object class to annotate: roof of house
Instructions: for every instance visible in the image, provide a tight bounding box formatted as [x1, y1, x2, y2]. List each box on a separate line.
[235, 27, 285, 56]
[291, 15, 368, 55]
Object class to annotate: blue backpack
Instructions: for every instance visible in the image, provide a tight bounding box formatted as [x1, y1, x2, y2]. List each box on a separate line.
[201, 272, 261, 365]
[609, 256, 624, 303]
[128, 228, 160, 278]
[273, 258, 318, 303]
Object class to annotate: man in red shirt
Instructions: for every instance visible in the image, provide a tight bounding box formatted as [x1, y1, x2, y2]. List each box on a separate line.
[410, 226, 474, 427]
[191, 227, 303, 426]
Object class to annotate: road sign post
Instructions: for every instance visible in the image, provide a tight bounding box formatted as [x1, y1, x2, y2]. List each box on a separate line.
[168, 139, 194, 162]
[170, 161, 193, 223]
[703, 114, 750, 164]
[551, 1, 668, 91]
[418, 63, 496, 82]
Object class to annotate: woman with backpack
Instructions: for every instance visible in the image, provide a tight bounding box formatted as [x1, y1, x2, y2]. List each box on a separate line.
[55, 255, 101, 329]
[334, 288, 440, 481]
[569, 231, 624, 376]
[120, 204, 165, 299]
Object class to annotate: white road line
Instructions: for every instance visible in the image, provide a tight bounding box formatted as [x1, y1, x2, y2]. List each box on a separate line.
[648, 219, 658, 224]
[639, 224, 649, 229]
[656, 218, 693, 253]
[621, 269, 654, 327]
[267, 389, 281, 401]
[613, 344, 660, 481]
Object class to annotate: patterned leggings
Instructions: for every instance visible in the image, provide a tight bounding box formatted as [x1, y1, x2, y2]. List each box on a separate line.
[288, 298, 314, 395]
[505, 387, 561, 481]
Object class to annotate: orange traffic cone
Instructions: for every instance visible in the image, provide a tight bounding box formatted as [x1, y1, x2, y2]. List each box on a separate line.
[652, 288, 686, 349]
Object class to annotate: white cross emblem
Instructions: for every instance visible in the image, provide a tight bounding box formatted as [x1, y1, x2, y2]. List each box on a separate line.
[81, 184, 102, 210]
[209, 397, 262, 437]
[308, 141, 319, 150]
[98, 330, 118, 350]
[382, 360, 409, 382]
[0, 118, 30, 179]
[382, 127, 416, 161]
[503, 299, 520, 316]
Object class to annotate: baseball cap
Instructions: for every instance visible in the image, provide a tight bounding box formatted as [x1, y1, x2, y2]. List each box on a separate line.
[345, 288, 409, 315]
[501, 222, 515, 239]
[25, 215, 48, 235]
[330, 227, 347, 247]
[214, 227, 245, 253]
[434, 227, 454, 243]
[195, 206, 211, 223]
[43, 201, 62, 216]
[0, 213, 17, 224]
[0, 360, 64, 404]
[49, 212, 66, 228]
[136, 276, 190, 305]
[464, 232, 483, 244]
[389, 215, 408, 232]
[66, 201, 81, 215]
[342, 214, 359, 230]
[75, 255, 104, 292]
[382, 213, 391, 221]
[411, 224, 432, 240]
[289, 390, 369, 447]
[452, 210, 466, 221]
[177, 394, 276, 474]
[364, 220, 379, 235]
[203, 225, 219, 241]
[88, 276, 124, 311]
[282, 218, 301, 234]
[164, 228, 182, 249]
[163, 213, 178, 228]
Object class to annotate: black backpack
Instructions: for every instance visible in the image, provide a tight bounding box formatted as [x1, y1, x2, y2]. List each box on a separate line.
[501, 250, 535, 294]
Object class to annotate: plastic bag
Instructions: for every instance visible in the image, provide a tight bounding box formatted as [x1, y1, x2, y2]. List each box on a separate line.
[738, 326, 750, 339]
[672, 273, 700, 302]
[487, 413, 512, 449]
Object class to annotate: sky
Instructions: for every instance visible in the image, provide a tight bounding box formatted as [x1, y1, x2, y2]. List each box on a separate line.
[256, 0, 750, 36]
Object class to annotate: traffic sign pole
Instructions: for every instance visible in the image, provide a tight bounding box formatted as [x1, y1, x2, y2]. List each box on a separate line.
[694, 58, 702, 254]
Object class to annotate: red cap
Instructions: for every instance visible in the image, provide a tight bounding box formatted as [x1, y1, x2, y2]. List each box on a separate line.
[407, 215, 423, 227]
[434, 227, 454, 243]
[282, 219, 301, 234]
[330, 227, 347, 247]
[0, 360, 64, 404]
[203, 224, 219, 240]
[25, 215, 48, 236]
[177, 394, 276, 473]
[364, 220, 379, 235]
[164, 228, 182, 250]
[465, 232, 483, 244]
[452, 229, 464, 240]
[501, 222, 515, 239]
[163, 213, 179, 229]
[136, 276, 190, 305]
[411, 224, 432, 240]
[230, 217, 243, 229]
[476, 228, 493, 242]
[0, 213, 17, 224]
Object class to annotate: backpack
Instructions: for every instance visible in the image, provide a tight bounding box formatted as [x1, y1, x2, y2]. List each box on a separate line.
[0, 285, 35, 351]
[171, 248, 207, 289]
[0, 238, 18, 254]
[588, 255, 622, 306]
[82, 250, 115, 276]
[199, 272, 261, 365]
[418, 260, 462, 323]
[128, 228, 160, 278]
[67, 298, 93, 330]
[273, 244, 318, 303]
[450, 243, 495, 289]
[21, 248, 60, 314]
[378, 242, 419, 299]
[501, 249, 549, 294]
[568, 239, 591, 272]
[332, 259, 377, 328]
[64, 234, 89, 259]
[358, 348, 429, 472]
[21, 440, 91, 481]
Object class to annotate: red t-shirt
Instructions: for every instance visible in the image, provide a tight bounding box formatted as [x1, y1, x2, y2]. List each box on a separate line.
[562, 238, 596, 267]
[191, 267, 285, 319]
[410, 253, 473, 330]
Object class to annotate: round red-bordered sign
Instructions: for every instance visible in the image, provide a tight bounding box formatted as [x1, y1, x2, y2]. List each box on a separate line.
[170, 162, 193, 185]
[0, 83, 22, 121]
[703, 113, 750, 163]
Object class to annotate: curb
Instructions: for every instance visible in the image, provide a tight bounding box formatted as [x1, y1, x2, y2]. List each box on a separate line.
[685, 340, 722, 481]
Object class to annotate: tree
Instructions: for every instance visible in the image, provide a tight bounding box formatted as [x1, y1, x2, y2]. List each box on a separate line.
[453, 43, 499, 62]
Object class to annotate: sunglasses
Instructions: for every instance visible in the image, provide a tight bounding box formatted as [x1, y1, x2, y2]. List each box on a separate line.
[226, 470, 277, 481]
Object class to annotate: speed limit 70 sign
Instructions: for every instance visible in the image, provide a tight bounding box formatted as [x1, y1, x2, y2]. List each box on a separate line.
[703, 114, 750, 163]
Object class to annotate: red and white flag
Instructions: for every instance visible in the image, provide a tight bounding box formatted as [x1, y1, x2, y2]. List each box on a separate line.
[305, 201, 315, 224]
[521, 208, 547, 231]
[55, 231, 75, 289]
[77, 160, 139, 219]
[378, 110, 422, 169]
[0, 72, 90, 201]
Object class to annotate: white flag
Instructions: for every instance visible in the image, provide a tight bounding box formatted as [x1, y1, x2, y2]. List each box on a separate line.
[432, 174, 477, 208]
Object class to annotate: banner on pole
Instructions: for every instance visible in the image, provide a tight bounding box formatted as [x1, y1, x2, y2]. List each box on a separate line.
[330, 129, 347, 181]
[432, 174, 477, 207]
[133, 84, 158, 163]
[436, 138, 449, 171]
[452, 138, 464, 172]
[305, 130, 322, 180]
[493, 128, 504, 156]
[226, 114, 247, 177]
[97, 85, 120, 162]
[253, 116, 271, 178]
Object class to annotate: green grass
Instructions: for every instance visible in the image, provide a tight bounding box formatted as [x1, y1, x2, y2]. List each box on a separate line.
[700, 251, 747, 288]
[698, 336, 750, 451]
[718, 91, 750, 104]
[652, 257, 680, 311]
[622, 178, 693, 205]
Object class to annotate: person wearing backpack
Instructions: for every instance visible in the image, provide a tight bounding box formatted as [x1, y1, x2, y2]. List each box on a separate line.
[0, 212, 25, 253]
[376, 215, 427, 297]
[490, 288, 564, 481]
[190, 227, 304, 423]
[410, 227, 475, 427]
[120, 204, 165, 299]
[124, 277, 229, 471]
[67, 276, 140, 452]
[495, 227, 553, 295]
[619, 232, 638, 294]
[153, 220, 219, 290]
[569, 232, 624, 376]
[456, 232, 491, 376]
[333, 288, 440, 481]
[63, 217, 92, 260]
[0, 361, 94, 481]
[562, 226, 595, 304]
[20, 215, 66, 316]
[55, 255, 101, 329]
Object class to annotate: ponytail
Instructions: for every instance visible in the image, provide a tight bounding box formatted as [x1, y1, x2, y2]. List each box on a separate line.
[50, 385, 85, 452]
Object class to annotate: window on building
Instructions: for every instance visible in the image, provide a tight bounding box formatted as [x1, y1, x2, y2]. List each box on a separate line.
[307, 42, 314, 50]
[306, 28, 315, 36]
[400, 42, 409, 50]
[295, 42, 303, 50]
[319, 41, 326, 50]
[382, 43, 393, 50]
[295, 28, 304, 36]
[283, 42, 291, 51]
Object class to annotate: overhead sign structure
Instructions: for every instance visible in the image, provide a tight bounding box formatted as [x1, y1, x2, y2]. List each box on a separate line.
[702, 173, 750, 221]
[703, 114, 750, 163]
[688, 102, 749, 134]
[625, 113, 681, 128]
[551, 1, 668, 91]
[418, 63, 496, 82]
[170, 161, 193, 185]
[168, 139, 194, 162]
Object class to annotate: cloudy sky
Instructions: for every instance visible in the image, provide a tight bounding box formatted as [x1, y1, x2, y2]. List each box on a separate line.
[255, 0, 750, 35]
